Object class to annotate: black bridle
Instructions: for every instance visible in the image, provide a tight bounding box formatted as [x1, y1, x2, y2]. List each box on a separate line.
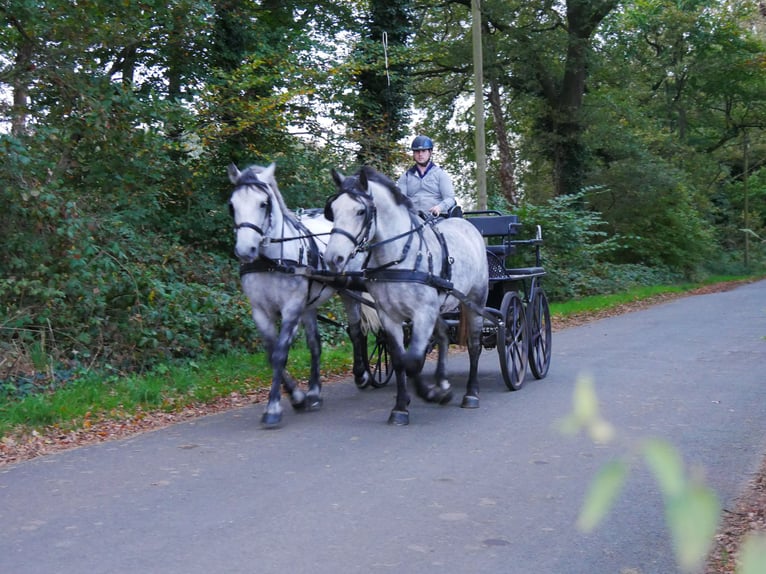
[230, 179, 273, 238]
[324, 190, 377, 254]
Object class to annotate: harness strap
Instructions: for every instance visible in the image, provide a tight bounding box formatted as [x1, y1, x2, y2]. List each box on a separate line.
[234, 221, 267, 236]
[239, 257, 301, 276]
[365, 268, 454, 291]
[428, 219, 452, 283]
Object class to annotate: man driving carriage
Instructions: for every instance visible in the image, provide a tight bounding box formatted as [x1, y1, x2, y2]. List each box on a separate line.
[396, 135, 457, 217]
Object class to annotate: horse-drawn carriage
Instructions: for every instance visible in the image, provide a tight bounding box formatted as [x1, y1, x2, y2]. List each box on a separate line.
[228, 163, 551, 427]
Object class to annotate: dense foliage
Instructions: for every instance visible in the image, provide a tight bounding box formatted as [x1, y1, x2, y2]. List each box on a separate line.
[1, 0, 765, 387]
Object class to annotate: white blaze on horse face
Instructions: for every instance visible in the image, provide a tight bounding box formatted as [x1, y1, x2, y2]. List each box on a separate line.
[325, 193, 365, 273]
[231, 185, 270, 262]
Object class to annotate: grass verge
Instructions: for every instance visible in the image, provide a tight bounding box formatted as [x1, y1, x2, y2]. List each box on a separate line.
[0, 340, 358, 437]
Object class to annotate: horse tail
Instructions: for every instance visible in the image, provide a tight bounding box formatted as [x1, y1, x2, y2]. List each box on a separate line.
[457, 303, 471, 347]
[359, 292, 381, 335]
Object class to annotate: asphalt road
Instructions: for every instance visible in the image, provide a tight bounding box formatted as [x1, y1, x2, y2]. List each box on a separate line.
[1, 280, 765, 574]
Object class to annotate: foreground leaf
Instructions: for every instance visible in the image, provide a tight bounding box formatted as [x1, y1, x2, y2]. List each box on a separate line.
[578, 459, 627, 532]
[666, 485, 720, 572]
[643, 438, 685, 499]
[738, 533, 766, 574]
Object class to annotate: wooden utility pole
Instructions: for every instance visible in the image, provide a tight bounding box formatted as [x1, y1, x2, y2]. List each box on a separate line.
[472, 0, 487, 209]
[743, 128, 750, 269]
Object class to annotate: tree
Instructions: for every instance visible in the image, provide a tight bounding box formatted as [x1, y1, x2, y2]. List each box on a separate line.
[350, 0, 414, 172]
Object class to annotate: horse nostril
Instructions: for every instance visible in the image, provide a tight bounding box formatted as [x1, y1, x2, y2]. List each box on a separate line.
[331, 254, 345, 272]
[235, 244, 259, 263]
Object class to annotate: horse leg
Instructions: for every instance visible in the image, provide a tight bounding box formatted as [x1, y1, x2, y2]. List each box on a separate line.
[262, 311, 305, 427]
[378, 317, 410, 425]
[461, 310, 484, 409]
[250, 310, 289, 427]
[405, 318, 452, 406]
[431, 318, 453, 402]
[300, 309, 323, 411]
[342, 294, 371, 389]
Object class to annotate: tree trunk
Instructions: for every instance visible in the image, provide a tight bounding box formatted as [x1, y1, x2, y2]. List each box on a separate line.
[547, 0, 618, 196]
[488, 77, 518, 206]
[11, 29, 33, 137]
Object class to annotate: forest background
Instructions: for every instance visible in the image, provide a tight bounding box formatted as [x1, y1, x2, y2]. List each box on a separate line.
[1, 0, 765, 387]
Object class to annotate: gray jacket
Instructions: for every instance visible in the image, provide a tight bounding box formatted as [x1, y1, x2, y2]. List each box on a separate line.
[397, 162, 456, 215]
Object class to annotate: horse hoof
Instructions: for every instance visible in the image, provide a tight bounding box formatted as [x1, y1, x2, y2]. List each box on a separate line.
[306, 396, 323, 411]
[355, 372, 371, 389]
[261, 411, 283, 428]
[461, 394, 480, 409]
[418, 386, 452, 405]
[387, 410, 410, 426]
[291, 397, 307, 411]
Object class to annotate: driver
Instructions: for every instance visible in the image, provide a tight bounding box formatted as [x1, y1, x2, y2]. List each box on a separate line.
[397, 135, 456, 217]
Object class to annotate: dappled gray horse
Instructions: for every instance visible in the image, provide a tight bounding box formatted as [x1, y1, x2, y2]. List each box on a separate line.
[324, 166, 489, 425]
[228, 163, 374, 428]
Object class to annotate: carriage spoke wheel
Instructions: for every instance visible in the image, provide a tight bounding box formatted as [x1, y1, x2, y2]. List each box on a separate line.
[365, 330, 394, 388]
[527, 288, 552, 379]
[498, 291, 528, 391]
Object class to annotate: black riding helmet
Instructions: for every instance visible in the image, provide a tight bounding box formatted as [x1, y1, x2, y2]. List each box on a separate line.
[410, 135, 434, 151]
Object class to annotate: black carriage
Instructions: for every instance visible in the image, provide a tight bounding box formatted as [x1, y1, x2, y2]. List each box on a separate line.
[362, 209, 551, 391]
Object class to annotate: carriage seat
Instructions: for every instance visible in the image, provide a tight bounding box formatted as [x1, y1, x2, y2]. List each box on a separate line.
[463, 211, 520, 259]
[486, 250, 545, 281]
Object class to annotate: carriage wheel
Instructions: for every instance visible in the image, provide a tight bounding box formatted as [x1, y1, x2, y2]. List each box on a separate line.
[366, 330, 394, 388]
[497, 291, 528, 391]
[527, 287, 552, 379]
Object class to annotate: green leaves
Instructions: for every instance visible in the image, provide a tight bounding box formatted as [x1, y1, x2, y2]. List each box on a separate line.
[643, 439, 720, 572]
[577, 459, 628, 532]
[643, 438, 686, 497]
[565, 380, 721, 573]
[738, 533, 766, 574]
[557, 375, 615, 443]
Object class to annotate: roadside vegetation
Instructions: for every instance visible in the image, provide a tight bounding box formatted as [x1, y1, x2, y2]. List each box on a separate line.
[1, 274, 760, 439]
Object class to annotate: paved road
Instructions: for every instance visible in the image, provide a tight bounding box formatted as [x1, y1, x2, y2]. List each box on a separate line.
[1, 281, 765, 574]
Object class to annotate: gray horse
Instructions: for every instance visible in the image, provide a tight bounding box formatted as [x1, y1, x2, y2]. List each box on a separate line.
[324, 166, 489, 425]
[228, 163, 375, 428]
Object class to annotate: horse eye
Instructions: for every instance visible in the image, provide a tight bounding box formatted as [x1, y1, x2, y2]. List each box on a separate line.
[260, 201, 268, 209]
[356, 208, 365, 216]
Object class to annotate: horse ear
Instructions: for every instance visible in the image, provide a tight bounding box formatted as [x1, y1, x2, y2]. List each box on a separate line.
[262, 162, 277, 180]
[228, 163, 240, 184]
[331, 168, 345, 187]
[359, 166, 371, 192]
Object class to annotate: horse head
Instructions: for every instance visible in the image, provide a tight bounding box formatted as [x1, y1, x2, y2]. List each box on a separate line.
[324, 169, 378, 273]
[228, 162, 278, 262]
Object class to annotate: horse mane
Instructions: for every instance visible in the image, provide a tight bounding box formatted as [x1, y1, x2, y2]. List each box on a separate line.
[359, 166, 414, 211]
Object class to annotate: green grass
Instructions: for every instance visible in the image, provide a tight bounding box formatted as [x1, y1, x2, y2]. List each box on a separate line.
[0, 275, 761, 438]
[548, 275, 754, 316]
[0, 340, 358, 436]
